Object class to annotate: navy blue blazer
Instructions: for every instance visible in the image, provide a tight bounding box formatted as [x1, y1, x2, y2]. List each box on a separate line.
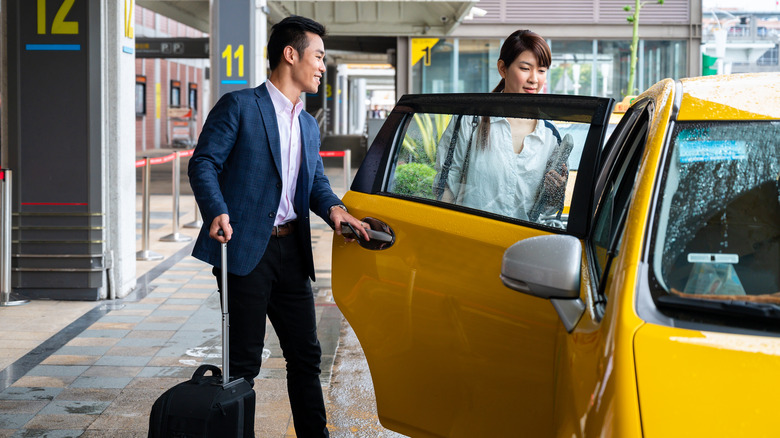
[188, 83, 341, 278]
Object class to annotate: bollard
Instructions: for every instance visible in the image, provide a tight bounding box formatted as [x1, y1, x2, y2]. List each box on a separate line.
[136, 157, 163, 261]
[0, 170, 28, 306]
[160, 151, 192, 242]
[183, 203, 203, 229]
[343, 149, 352, 191]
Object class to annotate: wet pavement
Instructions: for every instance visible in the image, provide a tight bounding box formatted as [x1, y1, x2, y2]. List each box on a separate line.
[0, 161, 406, 437]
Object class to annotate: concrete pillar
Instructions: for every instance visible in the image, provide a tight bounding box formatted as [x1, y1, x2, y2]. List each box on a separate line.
[255, 0, 268, 86]
[354, 78, 367, 135]
[104, 0, 137, 298]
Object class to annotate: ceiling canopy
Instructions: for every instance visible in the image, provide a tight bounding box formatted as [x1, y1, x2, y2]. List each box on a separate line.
[137, 0, 477, 36]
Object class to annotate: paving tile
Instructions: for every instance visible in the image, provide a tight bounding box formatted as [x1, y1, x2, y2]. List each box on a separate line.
[70, 377, 134, 390]
[158, 272, 198, 278]
[85, 414, 149, 435]
[148, 286, 179, 292]
[82, 366, 141, 378]
[141, 316, 189, 324]
[181, 283, 215, 289]
[39, 400, 111, 416]
[160, 299, 202, 306]
[11, 430, 86, 438]
[54, 388, 122, 402]
[114, 338, 168, 348]
[22, 413, 98, 430]
[105, 309, 153, 317]
[131, 322, 182, 331]
[97, 315, 146, 324]
[146, 356, 200, 367]
[40, 355, 100, 366]
[147, 309, 195, 318]
[0, 340, 44, 350]
[53, 345, 113, 357]
[124, 377, 182, 391]
[0, 387, 62, 401]
[137, 297, 166, 305]
[0, 400, 47, 414]
[64, 338, 120, 348]
[27, 366, 89, 378]
[145, 291, 174, 298]
[156, 305, 198, 312]
[79, 330, 130, 339]
[124, 330, 175, 340]
[117, 303, 160, 311]
[102, 388, 164, 418]
[171, 293, 211, 301]
[0, 413, 35, 429]
[88, 322, 136, 331]
[186, 278, 216, 284]
[105, 346, 161, 357]
[93, 356, 151, 367]
[257, 366, 289, 379]
[10, 376, 75, 389]
[136, 367, 193, 379]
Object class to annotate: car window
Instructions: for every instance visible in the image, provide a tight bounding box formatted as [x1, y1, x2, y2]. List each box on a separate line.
[590, 103, 651, 302]
[651, 121, 780, 306]
[387, 111, 604, 230]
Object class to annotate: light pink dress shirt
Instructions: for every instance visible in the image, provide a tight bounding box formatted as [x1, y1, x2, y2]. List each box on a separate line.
[265, 80, 304, 226]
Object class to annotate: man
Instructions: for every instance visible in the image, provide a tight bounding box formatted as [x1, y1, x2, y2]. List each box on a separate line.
[188, 15, 368, 437]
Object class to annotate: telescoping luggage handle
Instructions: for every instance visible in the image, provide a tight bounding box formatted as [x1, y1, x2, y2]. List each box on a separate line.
[217, 229, 231, 387]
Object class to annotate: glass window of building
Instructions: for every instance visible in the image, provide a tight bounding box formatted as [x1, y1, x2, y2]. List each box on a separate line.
[411, 38, 688, 100]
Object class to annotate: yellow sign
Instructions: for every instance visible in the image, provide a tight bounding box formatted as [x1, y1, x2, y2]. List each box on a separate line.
[411, 38, 440, 66]
[155, 82, 161, 119]
[36, 0, 79, 35]
[124, 0, 134, 39]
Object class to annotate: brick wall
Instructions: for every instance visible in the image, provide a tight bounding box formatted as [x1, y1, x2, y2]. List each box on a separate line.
[135, 6, 207, 152]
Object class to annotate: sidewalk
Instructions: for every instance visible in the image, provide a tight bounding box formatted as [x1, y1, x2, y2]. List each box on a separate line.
[0, 167, 404, 437]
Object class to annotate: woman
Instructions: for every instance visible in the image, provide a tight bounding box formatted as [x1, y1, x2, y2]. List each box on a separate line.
[434, 29, 569, 221]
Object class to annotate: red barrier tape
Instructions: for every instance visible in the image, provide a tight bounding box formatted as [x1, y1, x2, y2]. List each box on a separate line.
[135, 149, 194, 168]
[136, 149, 344, 167]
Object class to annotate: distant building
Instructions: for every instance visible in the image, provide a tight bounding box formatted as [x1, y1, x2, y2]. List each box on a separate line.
[404, 0, 702, 99]
[702, 9, 780, 74]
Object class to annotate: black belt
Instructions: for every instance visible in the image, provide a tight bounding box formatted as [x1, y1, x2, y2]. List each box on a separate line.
[271, 221, 296, 237]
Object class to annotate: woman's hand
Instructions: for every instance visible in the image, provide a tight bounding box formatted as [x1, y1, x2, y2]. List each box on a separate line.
[543, 163, 569, 205]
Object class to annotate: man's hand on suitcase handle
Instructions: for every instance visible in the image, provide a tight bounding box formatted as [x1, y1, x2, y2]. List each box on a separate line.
[210, 214, 231, 243]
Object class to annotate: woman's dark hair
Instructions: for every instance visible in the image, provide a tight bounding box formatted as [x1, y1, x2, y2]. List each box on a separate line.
[476, 29, 550, 149]
[492, 29, 551, 93]
[267, 16, 326, 71]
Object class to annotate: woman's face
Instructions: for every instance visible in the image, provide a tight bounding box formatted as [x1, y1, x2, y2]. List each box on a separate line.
[498, 50, 547, 94]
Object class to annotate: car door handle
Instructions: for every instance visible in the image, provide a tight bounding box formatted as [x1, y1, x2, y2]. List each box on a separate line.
[340, 218, 395, 250]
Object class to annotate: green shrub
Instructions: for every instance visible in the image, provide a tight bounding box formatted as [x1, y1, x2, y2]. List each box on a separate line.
[393, 163, 437, 199]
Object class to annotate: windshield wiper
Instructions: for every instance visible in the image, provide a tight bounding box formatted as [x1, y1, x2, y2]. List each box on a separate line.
[657, 294, 780, 321]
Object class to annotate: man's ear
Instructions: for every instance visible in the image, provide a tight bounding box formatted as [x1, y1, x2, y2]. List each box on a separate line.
[283, 45, 296, 65]
[497, 59, 506, 79]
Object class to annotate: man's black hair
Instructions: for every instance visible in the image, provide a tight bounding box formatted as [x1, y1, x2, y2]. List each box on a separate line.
[267, 15, 326, 71]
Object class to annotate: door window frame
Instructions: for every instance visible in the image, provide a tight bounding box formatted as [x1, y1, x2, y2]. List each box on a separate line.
[350, 93, 615, 234]
[585, 99, 653, 316]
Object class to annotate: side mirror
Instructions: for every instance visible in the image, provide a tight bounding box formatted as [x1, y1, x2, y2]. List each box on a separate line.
[501, 235, 585, 332]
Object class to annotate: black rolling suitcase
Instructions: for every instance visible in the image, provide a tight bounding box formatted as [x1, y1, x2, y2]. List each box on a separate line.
[149, 236, 255, 437]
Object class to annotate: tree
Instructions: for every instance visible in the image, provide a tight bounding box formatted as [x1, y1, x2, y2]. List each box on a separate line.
[624, 0, 664, 96]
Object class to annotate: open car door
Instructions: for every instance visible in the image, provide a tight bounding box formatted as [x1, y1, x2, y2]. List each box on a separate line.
[332, 93, 613, 437]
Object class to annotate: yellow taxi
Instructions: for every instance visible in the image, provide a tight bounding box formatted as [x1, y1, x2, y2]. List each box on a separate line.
[332, 73, 780, 437]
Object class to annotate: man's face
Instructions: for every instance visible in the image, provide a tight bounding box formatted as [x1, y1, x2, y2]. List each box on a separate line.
[292, 32, 326, 95]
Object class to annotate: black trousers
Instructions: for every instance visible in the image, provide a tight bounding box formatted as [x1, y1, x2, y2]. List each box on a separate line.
[214, 232, 329, 438]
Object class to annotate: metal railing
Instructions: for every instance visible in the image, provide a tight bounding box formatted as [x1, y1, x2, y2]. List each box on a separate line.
[135, 148, 353, 261]
[0, 170, 29, 306]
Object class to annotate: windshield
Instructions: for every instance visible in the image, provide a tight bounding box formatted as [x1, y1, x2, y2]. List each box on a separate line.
[652, 121, 780, 315]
